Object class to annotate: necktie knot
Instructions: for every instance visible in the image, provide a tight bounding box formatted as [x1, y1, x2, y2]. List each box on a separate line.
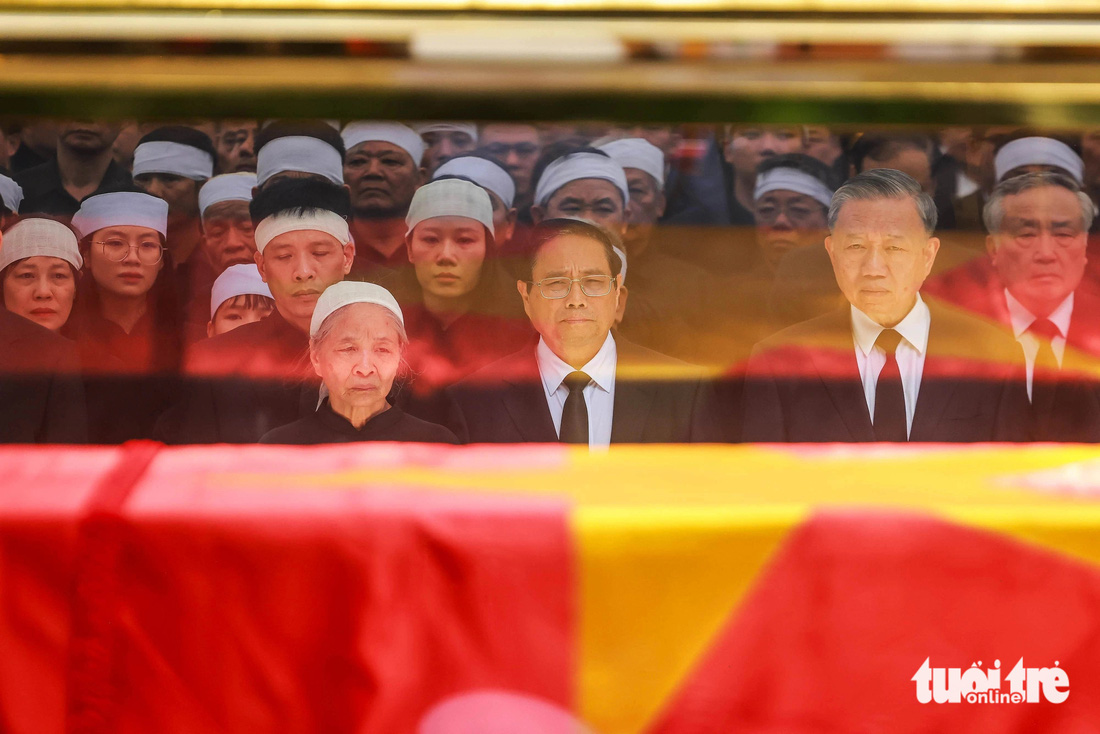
[874, 328, 903, 355]
[1028, 318, 1061, 342]
[563, 371, 591, 394]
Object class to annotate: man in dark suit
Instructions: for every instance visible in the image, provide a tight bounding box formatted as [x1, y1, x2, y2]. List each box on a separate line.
[925, 171, 1100, 441]
[447, 218, 717, 446]
[743, 168, 1028, 443]
[0, 307, 88, 443]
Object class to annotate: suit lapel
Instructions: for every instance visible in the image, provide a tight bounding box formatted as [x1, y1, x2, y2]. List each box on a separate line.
[909, 305, 958, 441]
[609, 341, 656, 443]
[501, 349, 558, 442]
[809, 309, 875, 442]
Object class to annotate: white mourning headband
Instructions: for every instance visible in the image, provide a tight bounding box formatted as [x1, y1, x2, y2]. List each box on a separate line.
[754, 167, 835, 208]
[994, 137, 1085, 184]
[309, 280, 404, 337]
[254, 210, 351, 254]
[132, 141, 214, 180]
[71, 191, 169, 239]
[199, 172, 257, 217]
[256, 136, 344, 186]
[598, 138, 666, 188]
[341, 122, 425, 164]
[0, 218, 82, 271]
[534, 152, 629, 208]
[0, 174, 24, 213]
[433, 157, 515, 209]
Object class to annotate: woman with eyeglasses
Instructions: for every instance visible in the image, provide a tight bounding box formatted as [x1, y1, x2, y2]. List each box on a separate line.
[67, 187, 183, 442]
[387, 177, 534, 423]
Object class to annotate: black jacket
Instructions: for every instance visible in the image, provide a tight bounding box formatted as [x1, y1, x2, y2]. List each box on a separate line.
[445, 335, 720, 444]
[0, 308, 88, 443]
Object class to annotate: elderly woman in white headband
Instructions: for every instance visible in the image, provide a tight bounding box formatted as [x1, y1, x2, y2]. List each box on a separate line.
[1, 218, 82, 333]
[260, 280, 458, 444]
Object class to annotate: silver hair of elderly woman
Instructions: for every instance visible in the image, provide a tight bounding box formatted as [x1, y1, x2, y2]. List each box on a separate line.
[982, 170, 1097, 239]
[309, 302, 410, 361]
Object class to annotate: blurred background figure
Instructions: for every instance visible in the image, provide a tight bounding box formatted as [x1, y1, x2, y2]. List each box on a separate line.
[0, 172, 23, 227]
[722, 124, 803, 226]
[15, 120, 128, 218]
[9, 119, 58, 174]
[214, 119, 258, 174]
[479, 122, 542, 215]
[416, 122, 478, 174]
[341, 121, 426, 281]
[255, 120, 345, 192]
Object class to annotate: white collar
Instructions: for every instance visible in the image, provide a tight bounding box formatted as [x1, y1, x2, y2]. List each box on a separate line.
[1004, 289, 1074, 339]
[536, 333, 617, 394]
[851, 294, 931, 356]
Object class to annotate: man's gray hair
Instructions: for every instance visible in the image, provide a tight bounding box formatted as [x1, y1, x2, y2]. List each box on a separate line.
[983, 170, 1097, 235]
[827, 168, 938, 235]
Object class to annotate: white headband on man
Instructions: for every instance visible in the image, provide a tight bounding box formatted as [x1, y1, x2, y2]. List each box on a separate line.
[994, 137, 1085, 184]
[534, 152, 630, 208]
[0, 218, 82, 272]
[210, 263, 272, 319]
[253, 210, 351, 254]
[415, 122, 478, 142]
[754, 167, 835, 208]
[71, 191, 169, 239]
[433, 156, 515, 208]
[309, 280, 404, 337]
[598, 138, 665, 188]
[132, 141, 214, 181]
[256, 136, 344, 186]
[199, 172, 257, 217]
[0, 174, 23, 213]
[341, 122, 425, 164]
[406, 178, 495, 238]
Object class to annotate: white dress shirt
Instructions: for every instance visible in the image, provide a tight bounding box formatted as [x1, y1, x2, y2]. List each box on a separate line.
[536, 333, 617, 449]
[850, 295, 931, 438]
[1004, 289, 1072, 401]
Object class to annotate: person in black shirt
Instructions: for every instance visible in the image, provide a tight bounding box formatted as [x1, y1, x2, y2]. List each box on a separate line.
[165, 177, 355, 443]
[15, 121, 129, 219]
[261, 280, 457, 444]
[66, 188, 181, 442]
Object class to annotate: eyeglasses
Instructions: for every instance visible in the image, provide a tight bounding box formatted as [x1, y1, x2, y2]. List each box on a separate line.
[93, 238, 165, 264]
[531, 275, 615, 299]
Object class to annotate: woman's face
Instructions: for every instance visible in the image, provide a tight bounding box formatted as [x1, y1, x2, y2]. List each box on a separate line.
[2, 256, 77, 332]
[86, 225, 164, 299]
[311, 303, 403, 416]
[407, 216, 487, 301]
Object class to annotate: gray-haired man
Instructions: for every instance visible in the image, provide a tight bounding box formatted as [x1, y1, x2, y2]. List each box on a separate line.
[742, 168, 1028, 443]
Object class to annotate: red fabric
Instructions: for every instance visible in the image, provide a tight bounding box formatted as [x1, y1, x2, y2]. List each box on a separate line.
[648, 512, 1100, 734]
[83, 444, 573, 733]
[0, 446, 120, 734]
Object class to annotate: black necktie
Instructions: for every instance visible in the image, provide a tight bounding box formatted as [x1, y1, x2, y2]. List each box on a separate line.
[873, 328, 908, 442]
[1029, 317, 1061, 414]
[559, 371, 590, 444]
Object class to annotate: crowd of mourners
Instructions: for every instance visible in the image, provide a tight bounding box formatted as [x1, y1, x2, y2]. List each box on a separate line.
[1, 119, 1098, 446]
